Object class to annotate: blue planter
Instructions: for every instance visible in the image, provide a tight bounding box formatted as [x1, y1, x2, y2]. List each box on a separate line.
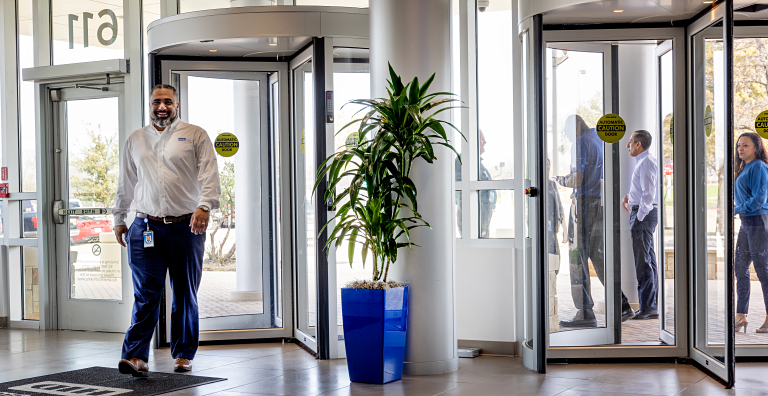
[341, 285, 409, 384]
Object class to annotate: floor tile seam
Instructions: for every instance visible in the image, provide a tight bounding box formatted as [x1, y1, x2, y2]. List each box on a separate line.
[401, 373, 485, 385]
[197, 351, 294, 360]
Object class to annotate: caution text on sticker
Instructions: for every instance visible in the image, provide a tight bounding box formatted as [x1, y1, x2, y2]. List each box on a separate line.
[595, 113, 626, 143]
[755, 110, 768, 139]
[214, 133, 239, 157]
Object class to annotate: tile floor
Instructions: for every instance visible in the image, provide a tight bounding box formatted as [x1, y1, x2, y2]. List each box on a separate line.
[1, 329, 768, 395]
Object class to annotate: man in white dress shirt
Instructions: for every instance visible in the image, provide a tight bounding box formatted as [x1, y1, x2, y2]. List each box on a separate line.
[621, 130, 659, 320]
[113, 84, 221, 376]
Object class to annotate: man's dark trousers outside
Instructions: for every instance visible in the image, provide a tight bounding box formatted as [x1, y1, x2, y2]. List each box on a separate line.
[630, 206, 658, 313]
[121, 217, 206, 362]
[568, 196, 631, 323]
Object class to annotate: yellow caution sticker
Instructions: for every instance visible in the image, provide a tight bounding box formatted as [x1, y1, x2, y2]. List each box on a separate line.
[704, 105, 713, 137]
[214, 133, 239, 157]
[669, 115, 674, 146]
[755, 110, 768, 139]
[596, 113, 626, 143]
[345, 132, 359, 149]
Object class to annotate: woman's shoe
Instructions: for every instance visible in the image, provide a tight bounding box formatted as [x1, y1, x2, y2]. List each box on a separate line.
[757, 323, 768, 333]
[736, 318, 748, 333]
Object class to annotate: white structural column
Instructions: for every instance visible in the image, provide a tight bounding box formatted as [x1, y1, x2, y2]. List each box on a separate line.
[617, 44, 657, 306]
[232, 80, 263, 300]
[370, 0, 458, 375]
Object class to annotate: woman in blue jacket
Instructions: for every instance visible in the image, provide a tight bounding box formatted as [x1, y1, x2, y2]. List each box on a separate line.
[734, 132, 768, 333]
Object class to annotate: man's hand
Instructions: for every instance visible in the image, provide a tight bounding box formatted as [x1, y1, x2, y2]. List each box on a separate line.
[190, 208, 210, 235]
[115, 225, 129, 248]
[622, 194, 630, 214]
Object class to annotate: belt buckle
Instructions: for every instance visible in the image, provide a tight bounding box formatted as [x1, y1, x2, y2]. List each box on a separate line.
[163, 217, 171, 224]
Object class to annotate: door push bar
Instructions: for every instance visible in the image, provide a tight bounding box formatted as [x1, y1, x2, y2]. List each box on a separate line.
[53, 200, 108, 224]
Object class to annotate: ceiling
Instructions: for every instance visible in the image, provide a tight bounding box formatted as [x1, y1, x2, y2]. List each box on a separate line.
[542, 0, 768, 25]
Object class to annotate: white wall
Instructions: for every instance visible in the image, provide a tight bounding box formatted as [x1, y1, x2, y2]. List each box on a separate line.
[456, 246, 516, 342]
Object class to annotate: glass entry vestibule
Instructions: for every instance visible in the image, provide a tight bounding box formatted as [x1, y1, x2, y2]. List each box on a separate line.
[520, 0, 768, 387]
[146, 7, 370, 359]
[16, 5, 369, 361]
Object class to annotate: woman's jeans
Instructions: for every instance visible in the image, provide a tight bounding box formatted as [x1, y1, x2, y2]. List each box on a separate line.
[735, 214, 768, 314]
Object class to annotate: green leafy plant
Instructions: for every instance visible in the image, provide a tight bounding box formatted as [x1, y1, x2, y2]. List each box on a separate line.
[314, 63, 464, 283]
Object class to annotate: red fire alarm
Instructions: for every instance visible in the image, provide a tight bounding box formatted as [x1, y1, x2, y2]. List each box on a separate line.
[0, 183, 9, 198]
[1, 167, 7, 181]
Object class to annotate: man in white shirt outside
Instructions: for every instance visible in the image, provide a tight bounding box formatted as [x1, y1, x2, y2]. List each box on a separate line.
[621, 130, 659, 320]
[113, 84, 221, 377]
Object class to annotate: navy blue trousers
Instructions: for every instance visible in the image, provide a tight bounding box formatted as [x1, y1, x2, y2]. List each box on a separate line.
[735, 214, 768, 314]
[630, 207, 658, 313]
[121, 217, 205, 362]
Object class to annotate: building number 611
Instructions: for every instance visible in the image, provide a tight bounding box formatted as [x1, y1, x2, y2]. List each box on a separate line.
[68, 9, 118, 49]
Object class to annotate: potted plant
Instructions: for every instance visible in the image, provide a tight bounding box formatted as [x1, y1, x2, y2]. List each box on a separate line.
[314, 64, 462, 384]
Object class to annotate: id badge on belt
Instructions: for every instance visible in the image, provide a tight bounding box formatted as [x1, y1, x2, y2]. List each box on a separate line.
[143, 218, 155, 248]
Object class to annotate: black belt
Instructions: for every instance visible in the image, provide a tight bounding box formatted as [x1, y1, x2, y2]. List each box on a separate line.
[631, 205, 658, 211]
[136, 212, 193, 224]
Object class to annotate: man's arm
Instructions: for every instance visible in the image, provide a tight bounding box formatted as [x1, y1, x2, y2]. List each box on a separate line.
[195, 129, 221, 211]
[190, 129, 221, 235]
[113, 139, 138, 247]
[637, 158, 658, 221]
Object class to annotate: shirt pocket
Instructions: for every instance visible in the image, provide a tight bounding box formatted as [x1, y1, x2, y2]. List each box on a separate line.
[166, 137, 195, 167]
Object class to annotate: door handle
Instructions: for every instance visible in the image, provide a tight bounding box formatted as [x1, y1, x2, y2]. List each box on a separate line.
[53, 200, 108, 224]
[524, 187, 538, 197]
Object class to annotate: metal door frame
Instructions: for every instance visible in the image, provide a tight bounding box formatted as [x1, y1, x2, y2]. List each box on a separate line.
[544, 41, 618, 348]
[49, 80, 132, 332]
[542, 27, 689, 359]
[156, 59, 293, 342]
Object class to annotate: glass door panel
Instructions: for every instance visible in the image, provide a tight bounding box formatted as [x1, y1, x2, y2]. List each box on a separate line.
[545, 42, 618, 347]
[731, 34, 768, 350]
[55, 85, 132, 332]
[293, 58, 318, 349]
[656, 40, 676, 345]
[689, 2, 734, 385]
[172, 70, 278, 332]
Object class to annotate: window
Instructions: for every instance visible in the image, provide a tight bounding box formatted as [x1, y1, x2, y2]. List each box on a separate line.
[19, 0, 35, 192]
[51, 0, 125, 65]
[456, 0, 515, 240]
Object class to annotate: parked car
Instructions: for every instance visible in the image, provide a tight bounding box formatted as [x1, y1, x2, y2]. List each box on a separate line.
[68, 199, 113, 244]
[22, 200, 37, 237]
[71, 216, 113, 244]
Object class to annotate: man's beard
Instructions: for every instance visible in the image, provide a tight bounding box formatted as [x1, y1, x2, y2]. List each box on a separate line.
[152, 113, 176, 128]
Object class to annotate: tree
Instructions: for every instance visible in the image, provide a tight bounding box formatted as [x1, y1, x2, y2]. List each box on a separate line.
[70, 124, 118, 207]
[206, 160, 236, 266]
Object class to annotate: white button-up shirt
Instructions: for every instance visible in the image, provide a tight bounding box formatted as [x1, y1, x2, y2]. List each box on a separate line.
[113, 118, 221, 226]
[627, 149, 658, 221]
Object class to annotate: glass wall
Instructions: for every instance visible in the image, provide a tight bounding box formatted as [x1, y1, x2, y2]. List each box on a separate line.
[180, 0, 367, 13]
[331, 48, 370, 327]
[19, 0, 35, 192]
[455, 0, 515, 240]
[51, 0, 125, 65]
[143, 1, 161, 125]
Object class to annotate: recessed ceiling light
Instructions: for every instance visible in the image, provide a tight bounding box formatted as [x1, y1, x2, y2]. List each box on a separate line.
[268, 37, 278, 47]
[703, 1, 713, 3]
[209, 49, 218, 52]
[614, 9, 624, 13]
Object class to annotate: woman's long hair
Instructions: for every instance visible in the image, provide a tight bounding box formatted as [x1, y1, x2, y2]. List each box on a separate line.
[735, 132, 768, 180]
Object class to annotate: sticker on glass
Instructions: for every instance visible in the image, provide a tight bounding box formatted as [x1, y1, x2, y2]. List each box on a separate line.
[596, 113, 626, 144]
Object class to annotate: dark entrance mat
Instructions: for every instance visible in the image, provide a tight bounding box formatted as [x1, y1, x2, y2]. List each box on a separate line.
[0, 367, 226, 396]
